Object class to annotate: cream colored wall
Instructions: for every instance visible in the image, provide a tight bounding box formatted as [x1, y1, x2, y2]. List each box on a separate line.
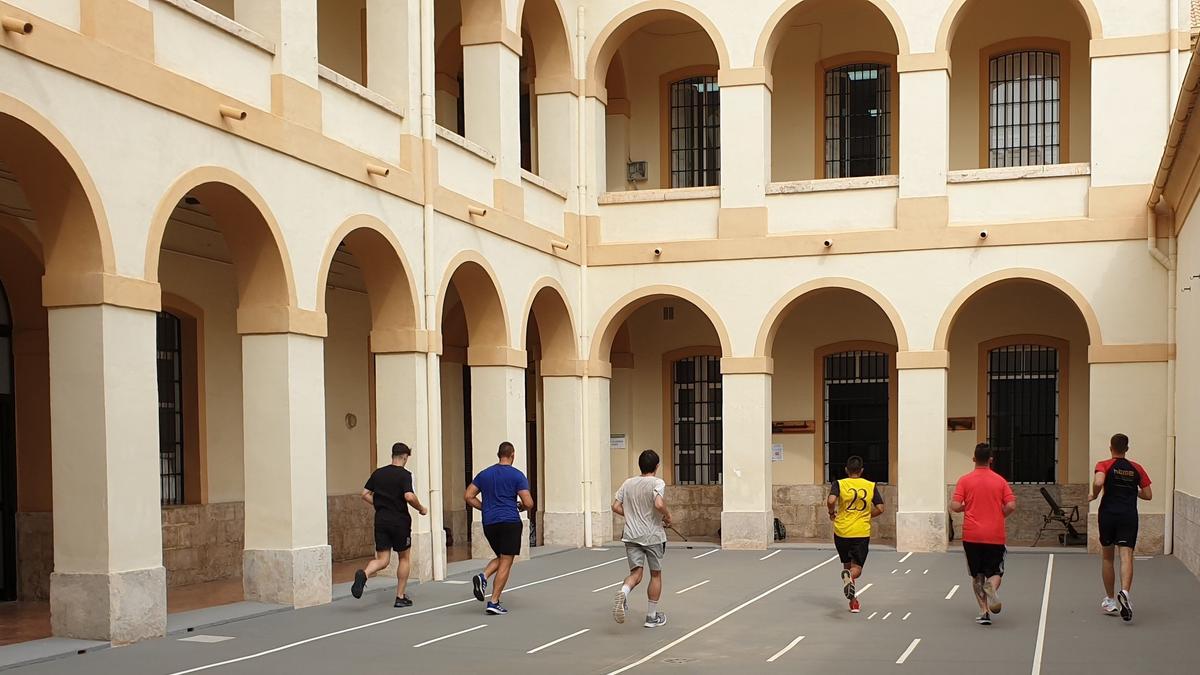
[948, 0, 1092, 170]
[317, 0, 366, 85]
[945, 281, 1091, 483]
[323, 289, 371, 496]
[770, 291, 898, 485]
[1177, 210, 1200, 499]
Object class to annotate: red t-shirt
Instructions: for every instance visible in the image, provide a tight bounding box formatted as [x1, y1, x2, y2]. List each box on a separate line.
[952, 467, 1016, 545]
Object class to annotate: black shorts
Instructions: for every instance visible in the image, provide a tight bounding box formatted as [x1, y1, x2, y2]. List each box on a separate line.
[483, 522, 523, 557]
[1098, 512, 1139, 548]
[374, 522, 412, 553]
[963, 542, 1006, 578]
[834, 536, 870, 567]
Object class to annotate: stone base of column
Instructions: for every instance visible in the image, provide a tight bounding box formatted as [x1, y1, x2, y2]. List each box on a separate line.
[590, 510, 614, 545]
[896, 511, 948, 552]
[720, 511, 772, 550]
[409, 530, 434, 582]
[542, 512, 585, 547]
[50, 566, 166, 643]
[244, 545, 331, 608]
[471, 520, 531, 560]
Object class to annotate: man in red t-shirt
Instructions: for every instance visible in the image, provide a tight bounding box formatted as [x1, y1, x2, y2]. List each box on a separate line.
[1090, 433, 1152, 622]
[950, 443, 1017, 626]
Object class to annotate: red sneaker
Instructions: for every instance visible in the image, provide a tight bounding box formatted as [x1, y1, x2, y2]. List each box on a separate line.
[849, 598, 861, 613]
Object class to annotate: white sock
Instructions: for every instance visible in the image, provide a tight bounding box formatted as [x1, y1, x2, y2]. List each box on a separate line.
[646, 601, 658, 618]
[621, 585, 631, 597]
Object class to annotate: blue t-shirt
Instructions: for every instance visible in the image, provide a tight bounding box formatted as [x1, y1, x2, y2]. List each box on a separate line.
[472, 464, 530, 525]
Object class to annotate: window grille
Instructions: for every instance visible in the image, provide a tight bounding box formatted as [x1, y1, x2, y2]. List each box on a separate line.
[156, 311, 185, 506]
[986, 343, 1059, 483]
[988, 50, 1061, 167]
[668, 76, 720, 188]
[823, 350, 889, 482]
[824, 63, 891, 178]
[672, 354, 722, 484]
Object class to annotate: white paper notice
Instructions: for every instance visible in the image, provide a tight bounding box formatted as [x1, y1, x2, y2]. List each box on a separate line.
[771, 443, 784, 462]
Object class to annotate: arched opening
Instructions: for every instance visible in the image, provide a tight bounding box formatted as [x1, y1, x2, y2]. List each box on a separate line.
[518, 0, 574, 178]
[594, 289, 729, 542]
[943, 277, 1091, 545]
[0, 279, 15, 602]
[760, 0, 902, 182]
[590, 6, 726, 191]
[945, 0, 1093, 170]
[435, 14, 466, 135]
[759, 285, 903, 543]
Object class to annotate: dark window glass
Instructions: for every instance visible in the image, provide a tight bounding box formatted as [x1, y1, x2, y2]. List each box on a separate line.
[824, 63, 892, 178]
[668, 76, 720, 188]
[672, 354, 722, 484]
[988, 50, 1061, 167]
[824, 350, 889, 482]
[986, 344, 1059, 483]
[156, 311, 185, 505]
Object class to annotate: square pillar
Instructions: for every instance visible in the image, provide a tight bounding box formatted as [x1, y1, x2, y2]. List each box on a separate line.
[365, 0, 419, 119]
[719, 369, 773, 550]
[235, 0, 322, 129]
[48, 305, 165, 643]
[717, 81, 771, 238]
[541, 375, 584, 546]
[535, 91, 580, 204]
[897, 67, 949, 220]
[463, 42, 522, 183]
[468, 364, 529, 559]
[241, 333, 331, 607]
[586, 374, 613, 543]
[374, 351, 433, 580]
[896, 364, 948, 552]
[586, 96, 609, 205]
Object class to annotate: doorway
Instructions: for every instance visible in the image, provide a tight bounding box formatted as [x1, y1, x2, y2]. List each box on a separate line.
[0, 281, 16, 601]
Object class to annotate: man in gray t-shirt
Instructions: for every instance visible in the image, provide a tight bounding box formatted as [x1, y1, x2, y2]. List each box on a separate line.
[610, 450, 672, 628]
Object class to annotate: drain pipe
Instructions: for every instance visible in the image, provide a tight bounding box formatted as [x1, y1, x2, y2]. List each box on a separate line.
[420, 0, 445, 580]
[577, 4, 594, 549]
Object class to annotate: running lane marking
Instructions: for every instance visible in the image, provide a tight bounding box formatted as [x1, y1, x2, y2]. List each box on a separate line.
[882, 612, 892, 621]
[891, 569, 898, 574]
[693, 549, 719, 559]
[766, 635, 806, 663]
[896, 638, 921, 664]
[527, 629, 590, 654]
[442, 580, 469, 585]
[413, 624, 485, 648]
[901, 612, 911, 621]
[945, 585, 960, 600]
[592, 581, 622, 593]
[760, 550, 781, 561]
[676, 580, 711, 595]
[1031, 554, 1055, 675]
[856, 583, 873, 597]
[867, 612, 878, 620]
[165, 556, 626, 675]
[605, 555, 838, 675]
[923, 570, 929, 575]
[898, 552, 913, 563]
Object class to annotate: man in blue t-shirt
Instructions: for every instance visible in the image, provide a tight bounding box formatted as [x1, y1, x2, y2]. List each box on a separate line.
[465, 441, 533, 615]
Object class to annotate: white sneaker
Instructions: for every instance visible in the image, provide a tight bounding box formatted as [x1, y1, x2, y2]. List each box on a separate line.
[612, 591, 627, 624]
[643, 612, 667, 628]
[1101, 597, 1119, 614]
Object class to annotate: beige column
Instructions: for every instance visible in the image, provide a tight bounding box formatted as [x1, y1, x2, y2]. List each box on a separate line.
[719, 364, 773, 550]
[897, 65, 949, 227]
[365, 0, 419, 119]
[462, 41, 522, 183]
[374, 351, 433, 581]
[585, 96, 610, 202]
[895, 358, 948, 552]
[241, 332, 331, 607]
[586, 373, 613, 543]
[535, 91, 579, 200]
[234, 0, 321, 129]
[468, 363, 529, 559]
[47, 305, 165, 642]
[1088, 361, 1168, 554]
[541, 374, 584, 546]
[716, 80, 771, 238]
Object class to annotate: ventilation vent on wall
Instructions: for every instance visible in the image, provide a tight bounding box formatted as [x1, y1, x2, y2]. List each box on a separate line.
[662, 306, 675, 321]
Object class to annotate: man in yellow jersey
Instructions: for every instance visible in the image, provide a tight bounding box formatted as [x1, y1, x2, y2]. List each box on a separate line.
[827, 455, 885, 613]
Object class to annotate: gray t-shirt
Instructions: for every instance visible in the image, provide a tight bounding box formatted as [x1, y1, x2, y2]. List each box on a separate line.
[615, 476, 667, 546]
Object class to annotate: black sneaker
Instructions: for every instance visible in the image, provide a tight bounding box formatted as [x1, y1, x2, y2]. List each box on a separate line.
[472, 573, 486, 602]
[1117, 590, 1133, 622]
[351, 569, 367, 599]
[394, 596, 413, 608]
[975, 613, 992, 626]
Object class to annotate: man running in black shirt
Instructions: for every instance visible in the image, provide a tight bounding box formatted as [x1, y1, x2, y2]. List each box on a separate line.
[1090, 433, 1152, 622]
[352, 442, 428, 607]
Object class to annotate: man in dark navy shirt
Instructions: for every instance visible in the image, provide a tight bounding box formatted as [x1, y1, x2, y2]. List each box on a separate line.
[351, 443, 427, 607]
[1090, 433, 1152, 622]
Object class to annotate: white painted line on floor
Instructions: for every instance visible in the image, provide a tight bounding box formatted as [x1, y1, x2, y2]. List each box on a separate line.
[166, 556, 627, 675]
[1135, 556, 1152, 560]
[527, 628, 589, 654]
[896, 638, 921, 664]
[901, 612, 911, 621]
[945, 584, 960, 600]
[676, 579, 711, 595]
[1031, 554, 1055, 675]
[867, 612, 878, 620]
[592, 548, 610, 552]
[898, 552, 913, 563]
[766, 635, 806, 663]
[591, 581, 623, 593]
[442, 580, 469, 585]
[413, 624, 485, 649]
[760, 550, 781, 561]
[905, 569, 912, 574]
[693, 549, 719, 559]
[891, 569, 898, 574]
[605, 555, 838, 675]
[882, 612, 892, 621]
[856, 583, 873, 597]
[178, 635, 235, 643]
[923, 569, 929, 575]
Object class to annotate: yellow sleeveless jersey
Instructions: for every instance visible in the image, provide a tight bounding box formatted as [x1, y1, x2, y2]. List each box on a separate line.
[832, 477, 880, 539]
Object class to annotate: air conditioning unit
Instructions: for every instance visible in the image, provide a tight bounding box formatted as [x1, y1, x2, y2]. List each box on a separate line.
[627, 160, 648, 182]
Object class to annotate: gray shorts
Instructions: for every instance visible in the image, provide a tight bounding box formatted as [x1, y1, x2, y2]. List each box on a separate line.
[625, 542, 666, 571]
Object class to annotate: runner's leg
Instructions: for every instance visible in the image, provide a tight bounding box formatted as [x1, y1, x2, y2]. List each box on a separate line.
[491, 554, 515, 602]
[395, 549, 411, 598]
[1118, 545, 1134, 592]
[1101, 546, 1116, 598]
[364, 549, 391, 577]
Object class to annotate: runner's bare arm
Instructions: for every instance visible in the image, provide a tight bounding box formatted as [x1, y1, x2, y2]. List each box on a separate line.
[517, 489, 534, 512]
[870, 502, 884, 518]
[464, 483, 484, 511]
[404, 491, 428, 516]
[826, 494, 838, 520]
[1138, 485, 1153, 501]
[361, 489, 374, 506]
[1002, 499, 1017, 517]
[949, 499, 965, 513]
[654, 494, 672, 527]
[1089, 470, 1106, 501]
[611, 499, 625, 516]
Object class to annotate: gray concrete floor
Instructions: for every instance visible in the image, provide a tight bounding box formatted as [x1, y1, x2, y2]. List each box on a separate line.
[7, 545, 1199, 674]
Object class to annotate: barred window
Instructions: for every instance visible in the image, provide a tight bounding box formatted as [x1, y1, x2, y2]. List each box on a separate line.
[157, 311, 185, 506]
[824, 63, 892, 178]
[988, 50, 1062, 167]
[668, 75, 720, 188]
[823, 350, 889, 482]
[672, 354, 722, 485]
[986, 343, 1059, 483]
